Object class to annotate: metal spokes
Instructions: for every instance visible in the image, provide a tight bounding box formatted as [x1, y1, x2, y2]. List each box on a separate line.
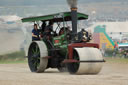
[30, 44, 40, 70]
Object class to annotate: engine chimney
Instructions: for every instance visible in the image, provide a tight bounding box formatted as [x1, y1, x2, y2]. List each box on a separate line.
[71, 7, 78, 41]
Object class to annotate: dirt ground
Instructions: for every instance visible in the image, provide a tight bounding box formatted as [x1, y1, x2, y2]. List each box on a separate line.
[0, 62, 128, 85]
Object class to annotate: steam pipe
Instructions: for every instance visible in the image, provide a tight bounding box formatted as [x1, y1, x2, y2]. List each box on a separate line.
[71, 7, 78, 41]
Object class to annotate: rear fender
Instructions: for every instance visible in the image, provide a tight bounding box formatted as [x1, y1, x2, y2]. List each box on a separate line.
[28, 41, 48, 58]
[68, 43, 99, 59]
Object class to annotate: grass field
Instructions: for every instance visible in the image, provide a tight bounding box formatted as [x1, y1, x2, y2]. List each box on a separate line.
[0, 51, 27, 64]
[0, 60, 27, 64]
[104, 57, 128, 64]
[0, 51, 128, 64]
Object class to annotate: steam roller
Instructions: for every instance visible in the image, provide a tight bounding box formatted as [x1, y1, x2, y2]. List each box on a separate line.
[27, 41, 104, 75]
[22, 5, 105, 75]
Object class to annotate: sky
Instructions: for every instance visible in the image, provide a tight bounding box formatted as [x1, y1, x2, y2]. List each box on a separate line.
[0, 0, 127, 6]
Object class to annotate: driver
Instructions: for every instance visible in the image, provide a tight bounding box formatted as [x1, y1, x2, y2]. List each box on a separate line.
[32, 24, 40, 41]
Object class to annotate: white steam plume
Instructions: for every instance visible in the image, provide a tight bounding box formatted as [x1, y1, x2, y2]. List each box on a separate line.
[67, 0, 78, 8]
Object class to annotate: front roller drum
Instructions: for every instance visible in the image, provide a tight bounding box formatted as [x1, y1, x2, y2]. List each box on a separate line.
[67, 48, 103, 74]
[28, 41, 48, 73]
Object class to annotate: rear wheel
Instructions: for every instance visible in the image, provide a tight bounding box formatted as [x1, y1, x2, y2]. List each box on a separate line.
[28, 41, 48, 73]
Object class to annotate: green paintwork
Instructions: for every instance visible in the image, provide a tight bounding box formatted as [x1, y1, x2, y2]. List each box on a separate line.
[53, 36, 62, 46]
[53, 34, 67, 46]
[21, 12, 88, 22]
[53, 34, 68, 56]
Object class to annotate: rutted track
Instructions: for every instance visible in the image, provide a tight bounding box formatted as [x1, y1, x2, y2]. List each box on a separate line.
[0, 62, 128, 85]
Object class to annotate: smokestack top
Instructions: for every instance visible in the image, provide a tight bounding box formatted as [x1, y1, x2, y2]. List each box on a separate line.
[71, 7, 77, 11]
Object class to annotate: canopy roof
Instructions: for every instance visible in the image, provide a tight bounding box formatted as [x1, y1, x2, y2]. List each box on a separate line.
[21, 12, 88, 23]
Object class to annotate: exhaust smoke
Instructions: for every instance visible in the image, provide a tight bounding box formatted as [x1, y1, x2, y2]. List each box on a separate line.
[67, 0, 78, 41]
[67, 0, 78, 8]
